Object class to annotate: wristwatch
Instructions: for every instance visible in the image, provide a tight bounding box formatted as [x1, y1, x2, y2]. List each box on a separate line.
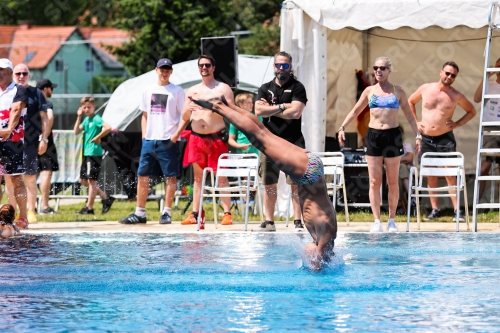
[415, 134, 422, 140]
[338, 126, 345, 132]
[40, 138, 49, 143]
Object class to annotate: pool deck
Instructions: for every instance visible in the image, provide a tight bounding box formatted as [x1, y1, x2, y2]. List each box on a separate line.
[21, 220, 500, 234]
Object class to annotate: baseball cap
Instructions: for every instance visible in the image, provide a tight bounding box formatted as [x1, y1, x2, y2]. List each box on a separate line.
[36, 78, 58, 90]
[0, 58, 13, 70]
[156, 58, 173, 68]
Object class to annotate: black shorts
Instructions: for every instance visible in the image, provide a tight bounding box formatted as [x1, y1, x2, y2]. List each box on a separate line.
[418, 131, 456, 164]
[364, 127, 404, 157]
[38, 142, 59, 172]
[259, 152, 295, 185]
[80, 156, 102, 180]
[23, 144, 38, 175]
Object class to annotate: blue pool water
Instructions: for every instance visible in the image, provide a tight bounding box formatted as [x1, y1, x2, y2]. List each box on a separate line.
[1, 232, 500, 332]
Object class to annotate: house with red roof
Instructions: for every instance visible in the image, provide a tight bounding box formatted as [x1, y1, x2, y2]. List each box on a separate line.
[1, 24, 128, 95]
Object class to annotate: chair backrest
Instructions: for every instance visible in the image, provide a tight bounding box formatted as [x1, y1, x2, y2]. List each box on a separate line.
[313, 152, 344, 175]
[215, 153, 260, 188]
[419, 152, 465, 184]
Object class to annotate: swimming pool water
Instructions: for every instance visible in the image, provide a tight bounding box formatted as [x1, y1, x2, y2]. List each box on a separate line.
[1, 232, 500, 332]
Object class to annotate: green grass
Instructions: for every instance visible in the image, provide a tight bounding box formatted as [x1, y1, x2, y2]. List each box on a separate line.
[16, 197, 500, 223]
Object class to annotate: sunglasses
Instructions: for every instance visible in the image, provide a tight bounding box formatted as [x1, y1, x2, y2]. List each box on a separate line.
[444, 71, 457, 78]
[275, 63, 290, 69]
[198, 63, 212, 68]
[15, 72, 29, 76]
[373, 66, 387, 71]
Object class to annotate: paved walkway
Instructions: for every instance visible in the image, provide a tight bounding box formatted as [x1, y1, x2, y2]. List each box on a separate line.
[22, 220, 500, 234]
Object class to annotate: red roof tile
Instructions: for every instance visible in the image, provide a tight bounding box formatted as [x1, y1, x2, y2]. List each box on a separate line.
[0, 26, 17, 58]
[2, 25, 128, 69]
[78, 27, 128, 61]
[9, 26, 76, 69]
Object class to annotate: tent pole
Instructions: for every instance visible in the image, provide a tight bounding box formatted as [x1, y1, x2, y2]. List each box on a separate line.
[363, 30, 369, 76]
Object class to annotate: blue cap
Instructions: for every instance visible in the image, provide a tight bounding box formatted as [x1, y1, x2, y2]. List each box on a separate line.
[156, 58, 173, 68]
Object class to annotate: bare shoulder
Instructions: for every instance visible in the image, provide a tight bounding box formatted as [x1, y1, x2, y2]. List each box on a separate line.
[187, 83, 203, 94]
[394, 84, 407, 94]
[451, 87, 468, 101]
[216, 81, 235, 102]
[418, 82, 433, 92]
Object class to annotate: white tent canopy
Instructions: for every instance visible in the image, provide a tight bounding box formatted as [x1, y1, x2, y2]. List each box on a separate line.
[102, 55, 275, 130]
[281, 0, 494, 172]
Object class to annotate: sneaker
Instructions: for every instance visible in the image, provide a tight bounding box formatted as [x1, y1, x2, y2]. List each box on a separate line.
[76, 206, 94, 215]
[387, 219, 399, 232]
[15, 217, 28, 229]
[221, 212, 232, 225]
[452, 210, 466, 222]
[424, 208, 440, 221]
[27, 211, 37, 223]
[159, 212, 172, 224]
[252, 220, 276, 232]
[39, 207, 55, 215]
[102, 196, 116, 214]
[181, 210, 205, 225]
[294, 219, 305, 231]
[119, 213, 147, 224]
[370, 221, 383, 233]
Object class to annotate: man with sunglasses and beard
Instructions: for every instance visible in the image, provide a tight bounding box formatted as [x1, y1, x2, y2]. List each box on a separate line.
[408, 61, 477, 222]
[171, 55, 235, 228]
[252, 51, 308, 232]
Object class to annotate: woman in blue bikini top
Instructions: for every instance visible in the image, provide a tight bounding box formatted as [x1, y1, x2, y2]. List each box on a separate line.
[368, 84, 400, 109]
[337, 56, 421, 234]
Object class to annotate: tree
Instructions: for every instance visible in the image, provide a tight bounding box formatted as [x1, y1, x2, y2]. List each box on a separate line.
[111, 0, 240, 76]
[0, 0, 86, 26]
[238, 13, 280, 56]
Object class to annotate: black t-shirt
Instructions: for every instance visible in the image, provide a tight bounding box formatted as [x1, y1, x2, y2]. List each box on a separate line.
[256, 77, 308, 147]
[24, 86, 47, 146]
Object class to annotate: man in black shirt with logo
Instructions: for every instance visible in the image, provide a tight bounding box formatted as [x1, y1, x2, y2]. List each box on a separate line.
[254, 51, 308, 232]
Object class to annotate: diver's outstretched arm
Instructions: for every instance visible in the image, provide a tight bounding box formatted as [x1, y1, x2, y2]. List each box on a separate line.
[190, 97, 308, 178]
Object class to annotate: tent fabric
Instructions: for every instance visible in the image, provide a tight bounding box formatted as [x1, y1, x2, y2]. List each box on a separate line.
[281, 1, 498, 173]
[102, 55, 275, 130]
[284, 0, 491, 30]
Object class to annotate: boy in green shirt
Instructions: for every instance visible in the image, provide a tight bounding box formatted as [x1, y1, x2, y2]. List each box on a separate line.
[73, 97, 115, 214]
[228, 93, 262, 154]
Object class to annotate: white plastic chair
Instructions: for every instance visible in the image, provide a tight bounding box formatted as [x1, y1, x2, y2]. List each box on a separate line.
[285, 152, 349, 226]
[198, 153, 262, 231]
[406, 152, 469, 232]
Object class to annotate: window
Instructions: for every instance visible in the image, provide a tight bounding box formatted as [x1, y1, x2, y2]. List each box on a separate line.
[55, 59, 64, 72]
[24, 51, 36, 63]
[85, 59, 94, 72]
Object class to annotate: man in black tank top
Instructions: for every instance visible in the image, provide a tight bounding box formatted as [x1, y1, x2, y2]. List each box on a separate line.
[253, 51, 308, 232]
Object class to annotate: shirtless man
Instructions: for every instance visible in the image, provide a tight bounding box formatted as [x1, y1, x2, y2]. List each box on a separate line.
[408, 61, 477, 221]
[171, 55, 235, 227]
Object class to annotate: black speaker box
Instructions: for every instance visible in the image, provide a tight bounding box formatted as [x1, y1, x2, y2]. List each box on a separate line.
[201, 36, 239, 88]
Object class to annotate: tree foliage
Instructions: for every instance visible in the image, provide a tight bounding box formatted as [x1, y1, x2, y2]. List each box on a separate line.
[91, 75, 128, 94]
[0, 0, 84, 25]
[238, 13, 280, 56]
[0, 0, 283, 75]
[0, 0, 120, 26]
[111, 0, 239, 76]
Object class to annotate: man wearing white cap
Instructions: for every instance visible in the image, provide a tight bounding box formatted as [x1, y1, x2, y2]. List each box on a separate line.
[0, 58, 29, 229]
